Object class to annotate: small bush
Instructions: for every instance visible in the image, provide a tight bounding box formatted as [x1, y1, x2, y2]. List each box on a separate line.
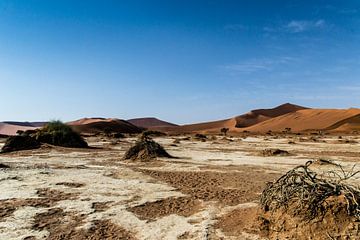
[35, 121, 88, 148]
[123, 136, 172, 161]
[141, 130, 167, 137]
[194, 133, 206, 139]
[261, 148, 290, 157]
[1, 135, 41, 153]
[259, 161, 360, 238]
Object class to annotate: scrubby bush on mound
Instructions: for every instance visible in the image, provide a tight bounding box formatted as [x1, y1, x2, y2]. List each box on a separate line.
[259, 161, 360, 239]
[1, 135, 41, 153]
[141, 130, 167, 137]
[261, 148, 290, 157]
[123, 135, 172, 161]
[0, 163, 10, 168]
[35, 121, 88, 148]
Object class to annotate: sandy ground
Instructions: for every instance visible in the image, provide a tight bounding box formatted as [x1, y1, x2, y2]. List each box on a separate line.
[0, 134, 360, 240]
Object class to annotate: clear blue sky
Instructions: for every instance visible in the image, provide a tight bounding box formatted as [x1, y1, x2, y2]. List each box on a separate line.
[1, 0, 359, 124]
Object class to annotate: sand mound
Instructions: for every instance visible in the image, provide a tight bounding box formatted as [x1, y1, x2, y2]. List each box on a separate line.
[35, 121, 88, 148]
[261, 148, 290, 157]
[68, 118, 142, 134]
[123, 136, 172, 161]
[1, 135, 41, 153]
[259, 161, 360, 239]
[245, 108, 360, 133]
[0, 163, 10, 168]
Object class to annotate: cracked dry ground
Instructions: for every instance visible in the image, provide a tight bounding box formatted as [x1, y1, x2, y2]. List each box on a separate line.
[1, 135, 358, 239]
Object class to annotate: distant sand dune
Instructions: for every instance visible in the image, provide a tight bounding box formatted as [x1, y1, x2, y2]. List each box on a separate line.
[166, 103, 307, 133]
[68, 118, 142, 134]
[243, 109, 360, 133]
[0, 123, 38, 136]
[128, 117, 178, 129]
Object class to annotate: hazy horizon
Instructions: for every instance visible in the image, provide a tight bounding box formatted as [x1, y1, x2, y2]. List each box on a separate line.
[1, 0, 360, 124]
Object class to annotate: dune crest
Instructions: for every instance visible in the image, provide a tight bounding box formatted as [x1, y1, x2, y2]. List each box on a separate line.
[244, 108, 360, 133]
[67, 118, 142, 134]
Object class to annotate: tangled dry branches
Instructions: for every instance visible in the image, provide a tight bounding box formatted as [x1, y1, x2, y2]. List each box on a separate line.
[260, 161, 360, 220]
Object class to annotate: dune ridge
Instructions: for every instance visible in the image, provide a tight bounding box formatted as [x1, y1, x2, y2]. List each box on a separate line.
[68, 118, 142, 134]
[243, 108, 360, 133]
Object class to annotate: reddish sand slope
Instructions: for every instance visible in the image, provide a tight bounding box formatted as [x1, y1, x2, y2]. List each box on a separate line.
[127, 117, 178, 129]
[68, 118, 142, 134]
[0, 123, 38, 136]
[167, 103, 306, 133]
[234, 103, 307, 128]
[243, 108, 360, 133]
[325, 113, 360, 132]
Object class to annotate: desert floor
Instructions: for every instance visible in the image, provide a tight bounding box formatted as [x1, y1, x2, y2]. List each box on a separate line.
[0, 134, 360, 240]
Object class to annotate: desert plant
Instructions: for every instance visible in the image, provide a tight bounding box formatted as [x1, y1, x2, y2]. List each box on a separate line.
[259, 161, 360, 238]
[220, 128, 229, 136]
[141, 130, 167, 137]
[123, 135, 172, 161]
[260, 161, 360, 220]
[1, 135, 41, 153]
[35, 120, 88, 148]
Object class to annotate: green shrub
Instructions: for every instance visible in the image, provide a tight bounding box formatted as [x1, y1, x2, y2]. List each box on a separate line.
[35, 121, 88, 148]
[1, 135, 41, 153]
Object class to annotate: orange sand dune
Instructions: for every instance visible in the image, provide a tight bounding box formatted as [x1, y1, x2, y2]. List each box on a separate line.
[68, 118, 142, 134]
[243, 108, 360, 133]
[0, 123, 38, 136]
[127, 117, 178, 129]
[168, 103, 306, 133]
[234, 103, 307, 128]
[325, 113, 360, 132]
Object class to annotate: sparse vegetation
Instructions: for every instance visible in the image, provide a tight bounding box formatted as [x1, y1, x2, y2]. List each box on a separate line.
[141, 130, 167, 138]
[123, 135, 173, 161]
[220, 128, 229, 136]
[260, 161, 360, 238]
[35, 121, 88, 148]
[194, 133, 207, 141]
[1, 135, 41, 153]
[261, 148, 290, 157]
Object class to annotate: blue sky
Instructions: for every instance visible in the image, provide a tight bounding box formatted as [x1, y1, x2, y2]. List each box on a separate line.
[1, 0, 359, 124]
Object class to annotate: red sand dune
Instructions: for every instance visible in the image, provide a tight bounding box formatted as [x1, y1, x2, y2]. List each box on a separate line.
[323, 112, 360, 132]
[127, 117, 178, 130]
[67, 118, 142, 134]
[167, 103, 306, 133]
[243, 108, 360, 133]
[0, 123, 38, 136]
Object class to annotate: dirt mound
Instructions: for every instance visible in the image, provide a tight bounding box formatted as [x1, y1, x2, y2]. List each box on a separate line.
[0, 163, 10, 168]
[259, 161, 360, 239]
[261, 148, 290, 157]
[1, 135, 41, 153]
[123, 136, 172, 161]
[68, 118, 142, 134]
[35, 121, 88, 148]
